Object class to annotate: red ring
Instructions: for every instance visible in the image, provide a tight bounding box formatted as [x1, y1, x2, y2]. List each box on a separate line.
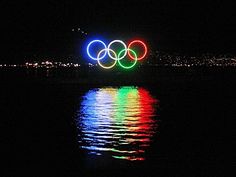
[128, 40, 147, 60]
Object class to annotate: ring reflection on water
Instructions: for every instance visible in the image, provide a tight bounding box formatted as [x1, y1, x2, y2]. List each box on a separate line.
[76, 86, 159, 161]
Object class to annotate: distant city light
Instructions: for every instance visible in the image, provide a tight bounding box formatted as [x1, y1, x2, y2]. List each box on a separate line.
[71, 27, 88, 35]
[0, 53, 235, 69]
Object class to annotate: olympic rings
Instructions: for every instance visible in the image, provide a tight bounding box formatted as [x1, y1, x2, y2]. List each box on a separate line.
[107, 40, 127, 60]
[86, 39, 147, 69]
[128, 40, 147, 60]
[118, 48, 137, 69]
[97, 48, 117, 69]
[87, 40, 107, 60]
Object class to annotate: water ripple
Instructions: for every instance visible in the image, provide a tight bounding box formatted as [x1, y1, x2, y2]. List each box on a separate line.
[75, 86, 159, 161]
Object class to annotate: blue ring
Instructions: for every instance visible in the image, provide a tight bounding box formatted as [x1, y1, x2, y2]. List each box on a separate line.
[86, 40, 107, 60]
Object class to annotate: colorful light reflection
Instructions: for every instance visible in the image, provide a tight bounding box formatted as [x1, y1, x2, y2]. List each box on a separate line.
[76, 87, 159, 161]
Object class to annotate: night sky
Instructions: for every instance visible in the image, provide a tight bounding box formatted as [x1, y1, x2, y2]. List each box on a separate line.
[1, 0, 235, 63]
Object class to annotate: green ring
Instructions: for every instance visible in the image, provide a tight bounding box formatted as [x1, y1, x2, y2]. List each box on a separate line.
[117, 49, 138, 69]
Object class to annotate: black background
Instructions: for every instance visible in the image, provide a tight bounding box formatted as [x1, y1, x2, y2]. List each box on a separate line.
[1, 0, 235, 62]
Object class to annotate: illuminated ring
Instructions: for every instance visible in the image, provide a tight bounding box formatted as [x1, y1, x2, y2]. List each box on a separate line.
[128, 40, 147, 60]
[87, 40, 107, 60]
[118, 49, 137, 69]
[97, 48, 117, 69]
[107, 40, 127, 60]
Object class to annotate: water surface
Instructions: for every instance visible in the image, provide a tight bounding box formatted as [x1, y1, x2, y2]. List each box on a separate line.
[75, 86, 159, 161]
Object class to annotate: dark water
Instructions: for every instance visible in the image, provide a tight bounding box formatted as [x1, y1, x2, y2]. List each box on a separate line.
[1, 68, 233, 176]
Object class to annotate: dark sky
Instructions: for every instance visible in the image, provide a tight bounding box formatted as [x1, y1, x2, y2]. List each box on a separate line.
[1, 0, 235, 63]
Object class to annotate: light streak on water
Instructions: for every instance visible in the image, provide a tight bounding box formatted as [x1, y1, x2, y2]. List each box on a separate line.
[75, 86, 159, 161]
